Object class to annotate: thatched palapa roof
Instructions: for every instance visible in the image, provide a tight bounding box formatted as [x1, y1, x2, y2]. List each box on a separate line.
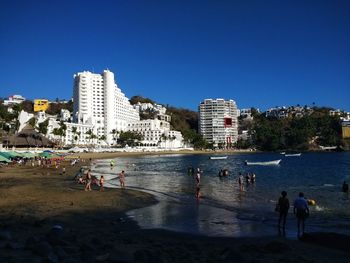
[2, 125, 54, 148]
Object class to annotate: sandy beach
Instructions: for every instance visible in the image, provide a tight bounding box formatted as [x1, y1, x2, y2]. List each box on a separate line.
[0, 155, 349, 262]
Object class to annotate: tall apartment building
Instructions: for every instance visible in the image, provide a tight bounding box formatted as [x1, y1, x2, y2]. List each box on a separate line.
[199, 99, 238, 147]
[73, 70, 139, 145]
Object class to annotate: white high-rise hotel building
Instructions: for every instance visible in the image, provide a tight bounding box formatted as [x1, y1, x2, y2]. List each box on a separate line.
[73, 70, 139, 145]
[199, 99, 238, 147]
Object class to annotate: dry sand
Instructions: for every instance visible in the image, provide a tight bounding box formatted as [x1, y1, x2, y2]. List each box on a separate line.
[0, 156, 349, 262]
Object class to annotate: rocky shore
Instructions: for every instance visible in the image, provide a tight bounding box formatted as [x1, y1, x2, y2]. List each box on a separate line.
[0, 156, 349, 262]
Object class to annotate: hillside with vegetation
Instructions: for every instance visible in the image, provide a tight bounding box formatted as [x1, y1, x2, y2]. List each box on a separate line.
[241, 107, 346, 151]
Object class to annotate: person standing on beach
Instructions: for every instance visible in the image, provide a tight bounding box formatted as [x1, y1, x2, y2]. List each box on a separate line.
[277, 191, 290, 232]
[119, 170, 125, 188]
[293, 192, 309, 237]
[84, 169, 92, 191]
[99, 175, 105, 191]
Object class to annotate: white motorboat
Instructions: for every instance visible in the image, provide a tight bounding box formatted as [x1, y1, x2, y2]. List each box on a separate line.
[284, 153, 302, 157]
[209, 156, 228, 160]
[245, 159, 281, 165]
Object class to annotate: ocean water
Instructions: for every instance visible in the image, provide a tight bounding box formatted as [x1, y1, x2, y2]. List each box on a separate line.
[92, 152, 350, 238]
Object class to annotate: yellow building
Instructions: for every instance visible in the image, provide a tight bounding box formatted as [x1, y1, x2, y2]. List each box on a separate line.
[342, 121, 350, 139]
[34, 99, 49, 112]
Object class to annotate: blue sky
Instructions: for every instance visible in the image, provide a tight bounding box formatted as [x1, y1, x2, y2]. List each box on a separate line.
[0, 0, 349, 111]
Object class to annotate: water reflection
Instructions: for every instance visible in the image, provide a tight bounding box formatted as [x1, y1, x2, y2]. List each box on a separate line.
[92, 152, 350, 237]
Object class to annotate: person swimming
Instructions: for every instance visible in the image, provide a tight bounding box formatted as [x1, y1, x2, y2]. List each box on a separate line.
[218, 169, 224, 177]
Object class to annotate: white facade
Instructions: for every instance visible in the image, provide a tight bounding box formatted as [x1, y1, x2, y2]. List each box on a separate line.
[18, 110, 34, 132]
[199, 98, 238, 148]
[3, 94, 26, 106]
[127, 119, 183, 148]
[239, 108, 253, 119]
[63, 122, 96, 146]
[73, 70, 139, 145]
[134, 102, 167, 115]
[60, 109, 71, 122]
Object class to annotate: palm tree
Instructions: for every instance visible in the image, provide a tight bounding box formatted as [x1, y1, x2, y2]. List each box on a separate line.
[52, 122, 67, 148]
[99, 135, 106, 145]
[111, 129, 119, 145]
[85, 129, 97, 146]
[38, 119, 49, 135]
[71, 127, 79, 145]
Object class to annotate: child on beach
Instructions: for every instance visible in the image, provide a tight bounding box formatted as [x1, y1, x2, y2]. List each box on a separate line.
[99, 176, 104, 191]
[119, 170, 125, 188]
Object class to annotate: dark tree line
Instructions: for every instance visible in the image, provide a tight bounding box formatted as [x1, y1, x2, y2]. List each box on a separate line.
[251, 111, 343, 151]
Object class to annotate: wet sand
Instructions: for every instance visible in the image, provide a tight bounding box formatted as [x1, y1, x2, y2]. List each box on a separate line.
[0, 157, 349, 262]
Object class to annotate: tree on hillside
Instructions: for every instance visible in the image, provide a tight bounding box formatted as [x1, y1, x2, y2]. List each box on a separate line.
[22, 100, 34, 113]
[252, 116, 285, 151]
[28, 117, 36, 128]
[140, 109, 157, 120]
[316, 116, 342, 146]
[129, 95, 155, 105]
[167, 107, 198, 132]
[182, 129, 208, 149]
[46, 100, 73, 115]
[38, 119, 49, 135]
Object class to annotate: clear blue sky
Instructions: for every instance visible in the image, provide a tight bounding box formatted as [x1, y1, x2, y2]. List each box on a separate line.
[0, 0, 349, 111]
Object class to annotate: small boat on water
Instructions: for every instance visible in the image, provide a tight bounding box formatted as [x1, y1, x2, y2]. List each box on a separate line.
[245, 159, 281, 166]
[209, 156, 228, 160]
[284, 153, 302, 157]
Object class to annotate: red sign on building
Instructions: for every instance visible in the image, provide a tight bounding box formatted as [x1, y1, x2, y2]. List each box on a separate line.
[224, 118, 232, 128]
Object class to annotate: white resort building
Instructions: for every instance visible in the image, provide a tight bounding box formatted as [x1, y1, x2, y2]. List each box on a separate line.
[199, 98, 238, 148]
[3, 94, 26, 106]
[127, 119, 183, 148]
[71, 70, 139, 145]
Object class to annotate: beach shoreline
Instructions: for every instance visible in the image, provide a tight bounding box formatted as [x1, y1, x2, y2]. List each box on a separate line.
[63, 149, 256, 161]
[0, 160, 349, 262]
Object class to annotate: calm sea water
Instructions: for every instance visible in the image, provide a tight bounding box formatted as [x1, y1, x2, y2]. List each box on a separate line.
[92, 152, 350, 238]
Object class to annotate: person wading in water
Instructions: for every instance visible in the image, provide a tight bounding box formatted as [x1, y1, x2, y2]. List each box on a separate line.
[277, 191, 290, 235]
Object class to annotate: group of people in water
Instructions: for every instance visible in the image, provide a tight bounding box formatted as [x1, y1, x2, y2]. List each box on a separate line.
[75, 159, 126, 191]
[276, 183, 348, 238]
[187, 165, 258, 198]
[238, 172, 256, 191]
[79, 169, 106, 192]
